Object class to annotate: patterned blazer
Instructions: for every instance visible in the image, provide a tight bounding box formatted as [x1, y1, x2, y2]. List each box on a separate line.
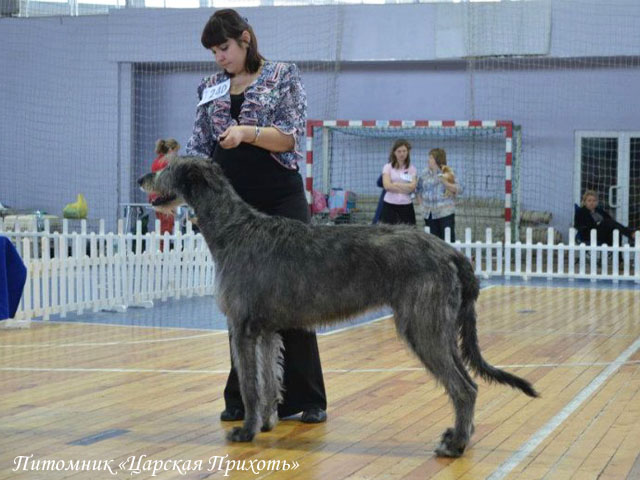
[186, 61, 307, 170]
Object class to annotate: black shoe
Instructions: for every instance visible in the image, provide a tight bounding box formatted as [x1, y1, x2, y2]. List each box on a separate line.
[300, 408, 327, 424]
[220, 408, 244, 421]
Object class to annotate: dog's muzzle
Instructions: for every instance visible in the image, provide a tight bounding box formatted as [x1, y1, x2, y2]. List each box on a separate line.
[137, 173, 152, 189]
[137, 173, 177, 206]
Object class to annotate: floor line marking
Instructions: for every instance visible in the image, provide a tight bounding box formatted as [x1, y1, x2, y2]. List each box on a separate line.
[487, 335, 640, 480]
[0, 331, 226, 348]
[35, 319, 224, 333]
[2, 360, 638, 375]
[319, 314, 392, 336]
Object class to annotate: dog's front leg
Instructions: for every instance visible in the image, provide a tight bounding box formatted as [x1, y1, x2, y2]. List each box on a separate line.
[259, 332, 284, 432]
[227, 329, 261, 442]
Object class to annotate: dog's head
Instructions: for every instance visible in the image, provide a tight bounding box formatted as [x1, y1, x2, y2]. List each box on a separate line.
[137, 156, 225, 212]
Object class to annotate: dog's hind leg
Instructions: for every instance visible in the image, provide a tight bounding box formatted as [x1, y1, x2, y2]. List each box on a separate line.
[433, 352, 478, 457]
[258, 332, 284, 432]
[396, 305, 477, 458]
[227, 324, 263, 442]
[412, 335, 477, 457]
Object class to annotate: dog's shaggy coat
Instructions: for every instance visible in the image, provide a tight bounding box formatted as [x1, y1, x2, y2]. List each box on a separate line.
[139, 156, 538, 457]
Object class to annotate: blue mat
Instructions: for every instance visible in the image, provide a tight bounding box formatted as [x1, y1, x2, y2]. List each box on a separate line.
[0, 236, 27, 321]
[38, 278, 637, 332]
[42, 294, 392, 334]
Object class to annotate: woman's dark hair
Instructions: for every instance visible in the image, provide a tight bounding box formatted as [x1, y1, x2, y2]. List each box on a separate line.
[201, 9, 264, 74]
[389, 139, 412, 169]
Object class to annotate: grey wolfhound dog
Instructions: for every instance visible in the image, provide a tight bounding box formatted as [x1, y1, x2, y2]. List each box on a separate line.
[138, 156, 538, 457]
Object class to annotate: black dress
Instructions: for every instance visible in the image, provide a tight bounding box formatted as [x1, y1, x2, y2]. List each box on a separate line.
[213, 93, 327, 417]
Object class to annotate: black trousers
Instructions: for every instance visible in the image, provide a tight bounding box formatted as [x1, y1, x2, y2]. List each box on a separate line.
[379, 201, 416, 225]
[424, 213, 456, 242]
[595, 219, 634, 246]
[222, 178, 327, 417]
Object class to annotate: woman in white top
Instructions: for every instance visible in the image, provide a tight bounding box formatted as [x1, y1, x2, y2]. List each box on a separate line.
[379, 139, 417, 225]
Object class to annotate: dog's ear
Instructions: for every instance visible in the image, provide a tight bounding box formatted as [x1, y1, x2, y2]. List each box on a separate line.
[167, 157, 211, 195]
[166, 156, 227, 197]
[161, 160, 193, 196]
[200, 160, 227, 193]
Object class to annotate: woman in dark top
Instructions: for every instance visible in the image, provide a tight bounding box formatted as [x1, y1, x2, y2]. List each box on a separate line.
[186, 9, 327, 424]
[574, 190, 636, 245]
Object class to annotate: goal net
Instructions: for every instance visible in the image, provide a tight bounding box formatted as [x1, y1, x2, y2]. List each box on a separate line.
[306, 120, 520, 241]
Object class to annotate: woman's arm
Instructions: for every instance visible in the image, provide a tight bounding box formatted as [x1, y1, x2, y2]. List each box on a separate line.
[185, 79, 218, 158]
[382, 173, 417, 194]
[404, 176, 418, 192]
[218, 125, 294, 151]
[574, 207, 592, 240]
[381, 173, 396, 191]
[270, 63, 306, 154]
[219, 63, 306, 155]
[597, 207, 614, 221]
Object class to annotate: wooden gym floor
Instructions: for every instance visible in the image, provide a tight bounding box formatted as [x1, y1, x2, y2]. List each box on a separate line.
[1, 283, 639, 479]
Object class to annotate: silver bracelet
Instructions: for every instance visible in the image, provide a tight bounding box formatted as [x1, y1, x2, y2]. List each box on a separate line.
[252, 126, 261, 143]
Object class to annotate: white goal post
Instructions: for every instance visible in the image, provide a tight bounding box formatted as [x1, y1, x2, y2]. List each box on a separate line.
[304, 120, 520, 238]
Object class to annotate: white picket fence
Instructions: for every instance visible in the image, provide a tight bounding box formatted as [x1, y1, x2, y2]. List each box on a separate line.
[445, 227, 640, 283]
[1, 218, 215, 325]
[1, 218, 639, 326]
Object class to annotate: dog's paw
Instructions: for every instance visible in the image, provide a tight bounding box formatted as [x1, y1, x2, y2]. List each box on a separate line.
[434, 428, 466, 458]
[440, 428, 455, 442]
[226, 426, 255, 442]
[261, 411, 278, 432]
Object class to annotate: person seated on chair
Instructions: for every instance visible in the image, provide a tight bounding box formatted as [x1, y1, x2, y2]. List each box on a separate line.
[574, 190, 637, 246]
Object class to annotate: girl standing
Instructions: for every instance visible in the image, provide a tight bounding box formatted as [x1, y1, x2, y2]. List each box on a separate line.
[379, 139, 417, 225]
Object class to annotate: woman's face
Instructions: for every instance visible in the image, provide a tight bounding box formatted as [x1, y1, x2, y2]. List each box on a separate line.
[428, 154, 438, 171]
[585, 195, 598, 211]
[211, 36, 248, 75]
[394, 145, 409, 166]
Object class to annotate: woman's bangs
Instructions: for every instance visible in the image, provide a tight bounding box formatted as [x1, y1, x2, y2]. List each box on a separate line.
[201, 19, 229, 49]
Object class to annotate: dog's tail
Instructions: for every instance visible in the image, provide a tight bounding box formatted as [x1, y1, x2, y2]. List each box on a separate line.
[453, 254, 539, 398]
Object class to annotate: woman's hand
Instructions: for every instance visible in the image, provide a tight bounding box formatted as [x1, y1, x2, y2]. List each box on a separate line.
[218, 125, 296, 152]
[218, 126, 252, 149]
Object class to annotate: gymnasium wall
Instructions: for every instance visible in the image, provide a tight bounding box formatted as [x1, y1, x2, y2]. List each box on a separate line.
[1, 1, 639, 234]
